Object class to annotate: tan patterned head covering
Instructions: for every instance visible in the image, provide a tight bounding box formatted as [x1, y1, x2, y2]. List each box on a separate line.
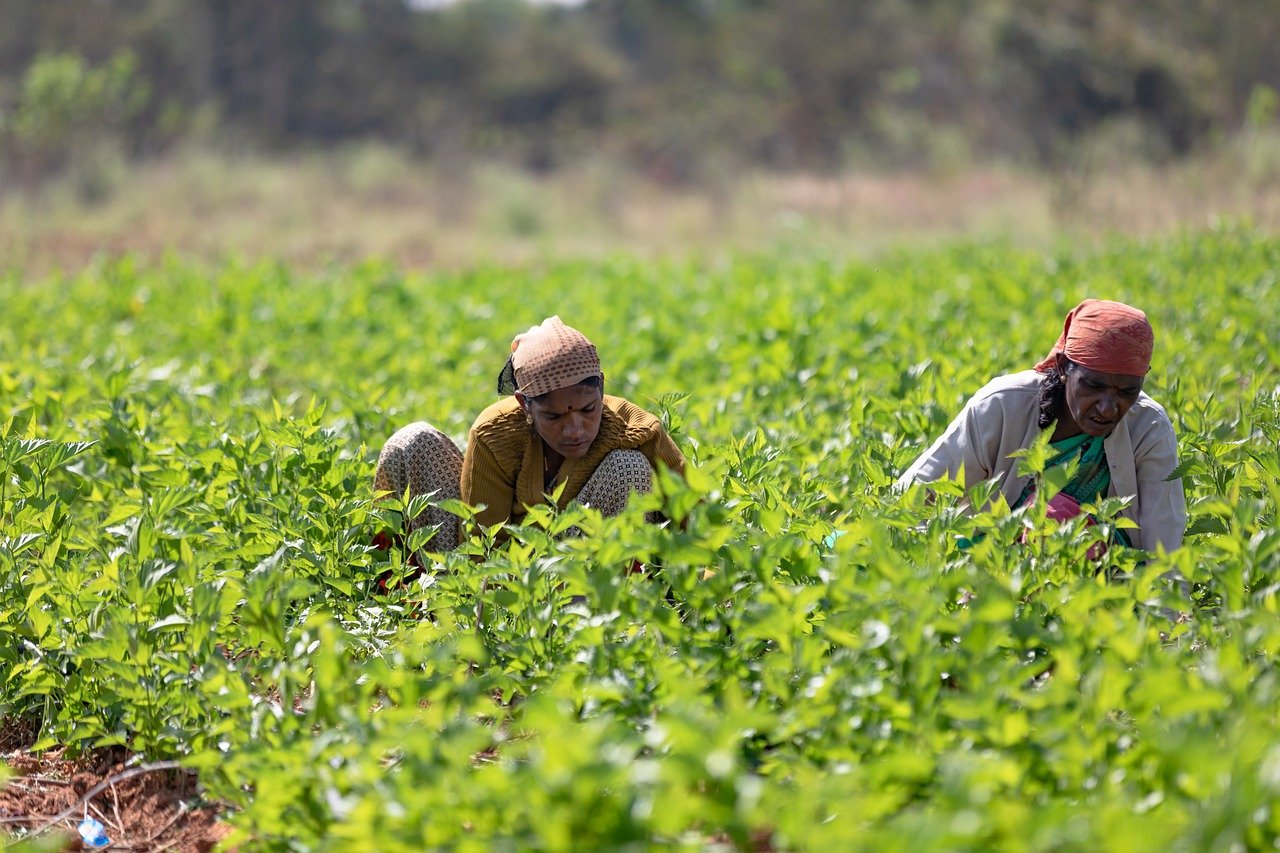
[504, 316, 603, 398]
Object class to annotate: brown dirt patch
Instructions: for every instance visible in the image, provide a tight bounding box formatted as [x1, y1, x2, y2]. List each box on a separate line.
[2, 743, 233, 852]
[0, 717, 40, 754]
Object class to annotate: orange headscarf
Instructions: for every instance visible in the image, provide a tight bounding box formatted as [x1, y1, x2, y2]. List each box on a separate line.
[1034, 299, 1154, 376]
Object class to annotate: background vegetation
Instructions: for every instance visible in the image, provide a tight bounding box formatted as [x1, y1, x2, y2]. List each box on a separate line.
[4, 0, 1279, 178]
[2, 0, 1278, 271]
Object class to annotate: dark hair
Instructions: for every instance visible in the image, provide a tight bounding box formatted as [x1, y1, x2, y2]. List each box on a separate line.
[497, 357, 517, 395]
[496, 357, 603, 399]
[1037, 360, 1071, 429]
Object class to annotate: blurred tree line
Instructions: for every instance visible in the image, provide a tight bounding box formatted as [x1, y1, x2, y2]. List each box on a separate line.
[1, 0, 1277, 187]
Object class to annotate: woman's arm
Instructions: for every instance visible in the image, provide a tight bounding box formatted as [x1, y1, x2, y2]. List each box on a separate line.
[645, 427, 686, 477]
[898, 391, 1005, 491]
[1133, 417, 1187, 552]
[460, 436, 517, 533]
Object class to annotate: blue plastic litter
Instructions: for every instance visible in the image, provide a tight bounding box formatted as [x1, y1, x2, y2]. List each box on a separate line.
[77, 816, 111, 848]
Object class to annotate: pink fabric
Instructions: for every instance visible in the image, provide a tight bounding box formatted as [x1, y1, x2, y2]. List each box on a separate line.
[1034, 299, 1154, 376]
[1022, 491, 1106, 560]
[1045, 492, 1083, 521]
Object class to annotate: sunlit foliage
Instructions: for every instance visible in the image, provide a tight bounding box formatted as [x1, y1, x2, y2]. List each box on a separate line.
[2, 231, 1279, 849]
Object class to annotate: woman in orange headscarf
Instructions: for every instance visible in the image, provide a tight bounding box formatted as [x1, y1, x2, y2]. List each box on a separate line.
[898, 299, 1186, 553]
[374, 317, 685, 553]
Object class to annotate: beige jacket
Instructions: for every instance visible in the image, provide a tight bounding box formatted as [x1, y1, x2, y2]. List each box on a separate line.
[898, 370, 1186, 552]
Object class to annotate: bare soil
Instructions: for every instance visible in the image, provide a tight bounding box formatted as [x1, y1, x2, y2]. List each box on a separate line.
[2, 721, 232, 852]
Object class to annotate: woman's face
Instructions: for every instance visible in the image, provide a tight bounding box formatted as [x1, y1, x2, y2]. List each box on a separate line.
[523, 384, 604, 460]
[1062, 359, 1144, 437]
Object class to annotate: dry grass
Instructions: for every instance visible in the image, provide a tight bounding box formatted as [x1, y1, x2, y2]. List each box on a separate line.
[3, 136, 1279, 274]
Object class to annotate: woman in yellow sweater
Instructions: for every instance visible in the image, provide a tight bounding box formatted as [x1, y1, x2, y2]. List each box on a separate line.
[373, 317, 685, 553]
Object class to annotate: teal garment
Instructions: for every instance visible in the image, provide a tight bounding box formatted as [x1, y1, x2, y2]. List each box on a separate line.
[1018, 433, 1110, 507]
[960, 431, 1131, 549]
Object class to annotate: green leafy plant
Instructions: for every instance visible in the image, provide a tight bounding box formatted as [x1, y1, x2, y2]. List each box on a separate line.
[1, 232, 1278, 849]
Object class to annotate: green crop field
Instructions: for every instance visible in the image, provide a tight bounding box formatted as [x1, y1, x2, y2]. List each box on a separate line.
[2, 231, 1279, 850]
